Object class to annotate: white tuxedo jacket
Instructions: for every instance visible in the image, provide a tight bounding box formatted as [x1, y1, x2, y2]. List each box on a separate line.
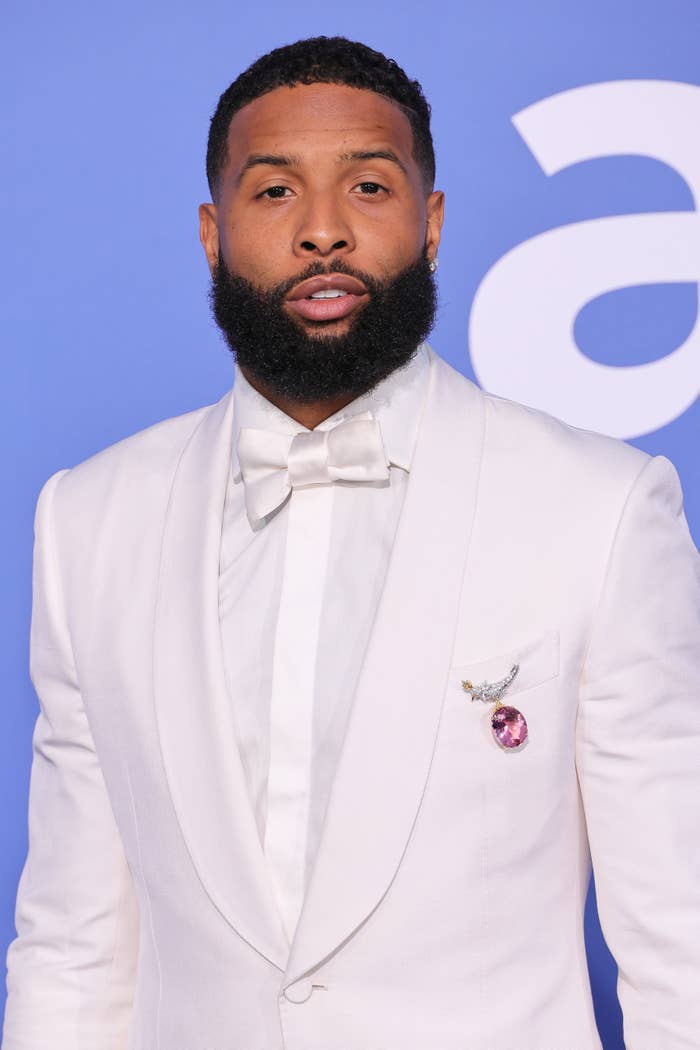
[4, 348, 700, 1050]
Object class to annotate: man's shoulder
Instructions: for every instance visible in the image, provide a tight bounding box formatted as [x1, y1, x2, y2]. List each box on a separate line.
[485, 386, 647, 474]
[45, 390, 230, 523]
[432, 351, 650, 489]
[470, 380, 665, 549]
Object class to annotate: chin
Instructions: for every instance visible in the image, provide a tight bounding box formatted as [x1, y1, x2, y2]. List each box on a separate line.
[309, 320, 354, 337]
[289, 314, 356, 338]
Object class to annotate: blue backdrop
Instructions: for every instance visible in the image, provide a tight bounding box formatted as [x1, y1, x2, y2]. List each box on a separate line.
[3, 2, 699, 1046]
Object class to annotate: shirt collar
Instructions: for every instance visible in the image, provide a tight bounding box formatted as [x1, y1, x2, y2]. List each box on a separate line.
[230, 342, 430, 481]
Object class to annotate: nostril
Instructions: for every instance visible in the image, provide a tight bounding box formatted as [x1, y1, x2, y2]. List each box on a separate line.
[298, 239, 348, 253]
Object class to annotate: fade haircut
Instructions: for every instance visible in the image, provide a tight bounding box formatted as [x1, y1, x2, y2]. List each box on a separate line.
[206, 36, 436, 200]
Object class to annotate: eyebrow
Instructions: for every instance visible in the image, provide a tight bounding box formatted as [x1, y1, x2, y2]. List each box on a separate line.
[237, 148, 408, 182]
[338, 149, 408, 175]
[238, 153, 302, 180]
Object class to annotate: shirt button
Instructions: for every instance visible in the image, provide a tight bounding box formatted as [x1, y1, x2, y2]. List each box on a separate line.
[283, 978, 314, 1003]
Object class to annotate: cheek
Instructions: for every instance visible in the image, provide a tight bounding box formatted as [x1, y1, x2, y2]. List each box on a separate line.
[362, 228, 426, 278]
[359, 200, 427, 261]
[219, 215, 286, 283]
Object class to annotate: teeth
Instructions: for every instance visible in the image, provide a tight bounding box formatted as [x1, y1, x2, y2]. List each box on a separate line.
[309, 289, 348, 299]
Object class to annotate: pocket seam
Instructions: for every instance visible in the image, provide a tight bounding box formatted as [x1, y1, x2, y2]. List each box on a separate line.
[451, 629, 560, 697]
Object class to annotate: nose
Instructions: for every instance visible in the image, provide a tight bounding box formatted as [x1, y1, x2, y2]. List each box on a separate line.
[293, 190, 356, 258]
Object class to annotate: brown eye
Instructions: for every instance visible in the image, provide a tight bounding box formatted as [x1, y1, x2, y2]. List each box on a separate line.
[261, 186, 290, 199]
[358, 182, 382, 194]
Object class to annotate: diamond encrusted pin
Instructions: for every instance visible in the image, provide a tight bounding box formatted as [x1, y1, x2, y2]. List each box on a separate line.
[461, 663, 528, 749]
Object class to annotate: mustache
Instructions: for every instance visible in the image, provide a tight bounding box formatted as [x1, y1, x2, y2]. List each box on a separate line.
[215, 250, 389, 304]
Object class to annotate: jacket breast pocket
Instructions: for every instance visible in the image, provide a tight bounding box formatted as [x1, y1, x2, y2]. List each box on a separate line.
[452, 629, 560, 701]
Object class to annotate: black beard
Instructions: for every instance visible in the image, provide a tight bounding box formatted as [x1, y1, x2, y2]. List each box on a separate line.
[208, 248, 437, 403]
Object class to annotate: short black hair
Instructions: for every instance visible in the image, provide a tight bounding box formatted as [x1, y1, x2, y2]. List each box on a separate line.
[206, 36, 435, 200]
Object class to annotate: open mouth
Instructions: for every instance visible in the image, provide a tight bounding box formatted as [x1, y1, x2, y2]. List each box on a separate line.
[285, 273, 369, 322]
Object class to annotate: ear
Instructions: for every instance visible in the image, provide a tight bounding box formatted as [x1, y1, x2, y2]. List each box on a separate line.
[198, 202, 220, 272]
[424, 190, 445, 264]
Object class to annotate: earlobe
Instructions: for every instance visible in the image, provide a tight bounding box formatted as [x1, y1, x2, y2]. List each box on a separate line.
[425, 189, 445, 263]
[198, 202, 220, 272]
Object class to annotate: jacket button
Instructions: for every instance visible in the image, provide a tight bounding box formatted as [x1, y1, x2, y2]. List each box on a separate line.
[283, 978, 314, 1003]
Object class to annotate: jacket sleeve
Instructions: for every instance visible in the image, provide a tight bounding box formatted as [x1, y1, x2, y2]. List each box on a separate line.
[576, 454, 700, 1050]
[2, 470, 140, 1050]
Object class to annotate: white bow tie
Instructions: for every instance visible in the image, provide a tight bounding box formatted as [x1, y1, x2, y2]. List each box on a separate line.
[236, 410, 390, 524]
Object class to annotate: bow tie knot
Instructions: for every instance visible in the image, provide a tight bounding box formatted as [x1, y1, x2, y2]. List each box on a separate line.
[237, 411, 390, 523]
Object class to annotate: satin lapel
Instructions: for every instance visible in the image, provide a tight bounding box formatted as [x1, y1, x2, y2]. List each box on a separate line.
[153, 387, 290, 971]
[285, 351, 486, 985]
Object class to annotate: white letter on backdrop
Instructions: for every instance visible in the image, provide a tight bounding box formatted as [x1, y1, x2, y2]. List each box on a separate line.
[469, 80, 700, 438]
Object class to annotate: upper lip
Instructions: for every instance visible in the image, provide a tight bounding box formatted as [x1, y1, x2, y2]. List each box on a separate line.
[286, 273, 368, 301]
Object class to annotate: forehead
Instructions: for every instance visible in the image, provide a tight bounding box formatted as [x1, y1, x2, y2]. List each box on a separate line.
[225, 82, 416, 167]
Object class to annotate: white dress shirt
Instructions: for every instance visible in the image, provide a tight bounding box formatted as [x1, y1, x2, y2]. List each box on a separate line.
[218, 343, 430, 943]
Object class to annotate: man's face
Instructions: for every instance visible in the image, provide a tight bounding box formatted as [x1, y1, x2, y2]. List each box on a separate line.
[199, 81, 444, 401]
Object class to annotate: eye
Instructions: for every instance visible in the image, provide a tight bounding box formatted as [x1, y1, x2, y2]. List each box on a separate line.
[354, 181, 387, 196]
[258, 185, 292, 200]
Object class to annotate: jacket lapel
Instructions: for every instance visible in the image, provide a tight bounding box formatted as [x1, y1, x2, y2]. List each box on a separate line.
[285, 350, 486, 984]
[153, 387, 290, 971]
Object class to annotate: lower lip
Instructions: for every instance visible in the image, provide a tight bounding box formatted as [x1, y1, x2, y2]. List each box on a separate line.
[285, 293, 366, 322]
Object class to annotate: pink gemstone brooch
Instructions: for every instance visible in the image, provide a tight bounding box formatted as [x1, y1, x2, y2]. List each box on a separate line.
[461, 663, 528, 749]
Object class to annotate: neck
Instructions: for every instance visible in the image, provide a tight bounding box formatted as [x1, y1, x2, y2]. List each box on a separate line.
[238, 367, 360, 430]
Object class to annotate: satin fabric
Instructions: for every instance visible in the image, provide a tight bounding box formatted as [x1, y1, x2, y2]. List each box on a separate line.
[237, 411, 391, 524]
[220, 348, 429, 941]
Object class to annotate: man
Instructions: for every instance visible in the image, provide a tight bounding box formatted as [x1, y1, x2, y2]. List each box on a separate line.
[3, 35, 699, 1050]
